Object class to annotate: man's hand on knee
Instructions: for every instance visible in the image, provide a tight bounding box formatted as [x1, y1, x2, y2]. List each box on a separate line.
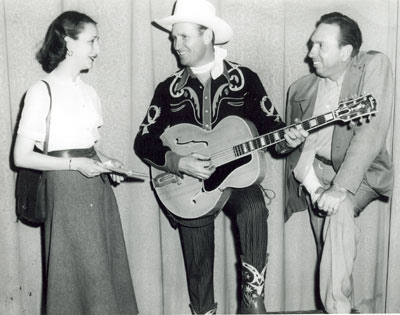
[316, 183, 351, 216]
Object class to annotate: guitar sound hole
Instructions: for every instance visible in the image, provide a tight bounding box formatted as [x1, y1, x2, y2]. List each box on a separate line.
[203, 155, 252, 192]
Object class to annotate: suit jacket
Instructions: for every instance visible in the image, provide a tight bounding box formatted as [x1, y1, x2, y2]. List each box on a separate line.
[285, 51, 394, 221]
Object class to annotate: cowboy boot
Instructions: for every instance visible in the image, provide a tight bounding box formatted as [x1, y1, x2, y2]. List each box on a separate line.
[190, 303, 218, 315]
[239, 255, 268, 314]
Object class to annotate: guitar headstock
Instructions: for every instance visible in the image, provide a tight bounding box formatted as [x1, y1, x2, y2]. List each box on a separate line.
[334, 94, 377, 122]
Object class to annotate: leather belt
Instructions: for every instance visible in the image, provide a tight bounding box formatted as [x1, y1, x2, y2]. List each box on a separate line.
[48, 147, 96, 158]
[48, 146, 107, 182]
[315, 154, 332, 166]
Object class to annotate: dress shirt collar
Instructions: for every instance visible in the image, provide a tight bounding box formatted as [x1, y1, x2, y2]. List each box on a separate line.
[176, 48, 230, 91]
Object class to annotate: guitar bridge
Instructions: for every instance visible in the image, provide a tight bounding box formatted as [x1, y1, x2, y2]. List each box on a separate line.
[152, 172, 182, 188]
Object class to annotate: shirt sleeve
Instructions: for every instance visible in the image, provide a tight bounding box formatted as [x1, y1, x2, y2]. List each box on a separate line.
[244, 69, 287, 155]
[134, 81, 181, 174]
[333, 53, 394, 194]
[301, 167, 323, 202]
[17, 81, 51, 142]
[88, 86, 103, 142]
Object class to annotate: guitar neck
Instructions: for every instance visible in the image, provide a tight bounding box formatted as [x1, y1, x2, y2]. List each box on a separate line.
[233, 111, 337, 157]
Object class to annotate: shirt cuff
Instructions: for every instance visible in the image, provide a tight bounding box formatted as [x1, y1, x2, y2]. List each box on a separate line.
[332, 177, 355, 195]
[165, 151, 183, 176]
[302, 167, 323, 202]
[275, 141, 294, 154]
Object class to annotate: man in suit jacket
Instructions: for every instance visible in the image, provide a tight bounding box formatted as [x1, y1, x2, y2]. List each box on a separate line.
[285, 12, 394, 313]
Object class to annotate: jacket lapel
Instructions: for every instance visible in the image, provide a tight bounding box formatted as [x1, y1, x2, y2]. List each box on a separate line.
[292, 74, 319, 119]
[340, 55, 365, 100]
[332, 55, 365, 168]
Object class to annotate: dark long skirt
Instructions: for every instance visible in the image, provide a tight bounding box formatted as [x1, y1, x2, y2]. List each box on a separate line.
[44, 169, 138, 315]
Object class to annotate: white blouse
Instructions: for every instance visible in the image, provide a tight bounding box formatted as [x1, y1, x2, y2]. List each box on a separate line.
[18, 72, 103, 152]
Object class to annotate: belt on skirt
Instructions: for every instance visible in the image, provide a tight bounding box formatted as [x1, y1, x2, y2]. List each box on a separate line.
[48, 146, 108, 182]
[48, 147, 96, 158]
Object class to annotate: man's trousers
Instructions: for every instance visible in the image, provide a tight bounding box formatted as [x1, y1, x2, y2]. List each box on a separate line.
[308, 159, 380, 314]
[178, 185, 269, 314]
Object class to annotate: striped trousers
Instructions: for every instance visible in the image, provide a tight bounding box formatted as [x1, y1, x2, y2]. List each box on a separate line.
[178, 185, 269, 314]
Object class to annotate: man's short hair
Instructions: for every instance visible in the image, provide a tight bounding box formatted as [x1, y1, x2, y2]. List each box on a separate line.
[317, 12, 362, 57]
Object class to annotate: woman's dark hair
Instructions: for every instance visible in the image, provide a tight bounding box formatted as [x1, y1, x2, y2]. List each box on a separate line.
[36, 11, 97, 73]
[317, 12, 362, 57]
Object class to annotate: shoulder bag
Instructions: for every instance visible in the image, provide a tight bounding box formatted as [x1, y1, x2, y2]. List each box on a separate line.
[15, 80, 52, 225]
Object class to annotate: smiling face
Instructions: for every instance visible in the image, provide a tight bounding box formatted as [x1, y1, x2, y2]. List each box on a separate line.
[308, 23, 352, 81]
[171, 22, 214, 67]
[66, 22, 100, 71]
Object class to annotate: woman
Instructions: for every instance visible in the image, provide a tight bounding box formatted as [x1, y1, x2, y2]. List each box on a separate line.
[14, 11, 138, 315]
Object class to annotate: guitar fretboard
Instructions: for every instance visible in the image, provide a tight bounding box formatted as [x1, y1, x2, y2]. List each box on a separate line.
[233, 112, 336, 157]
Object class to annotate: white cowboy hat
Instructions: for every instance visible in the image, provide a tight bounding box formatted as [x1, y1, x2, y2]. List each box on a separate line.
[154, 0, 233, 44]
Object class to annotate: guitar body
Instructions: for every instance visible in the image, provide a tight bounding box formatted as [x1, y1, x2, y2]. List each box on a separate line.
[151, 116, 266, 219]
[150, 94, 377, 219]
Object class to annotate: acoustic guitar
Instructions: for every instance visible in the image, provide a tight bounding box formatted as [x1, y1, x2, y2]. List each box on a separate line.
[151, 94, 377, 219]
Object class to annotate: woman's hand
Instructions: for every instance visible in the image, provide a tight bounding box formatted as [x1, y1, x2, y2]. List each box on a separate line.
[70, 158, 110, 178]
[104, 159, 126, 184]
[94, 148, 126, 183]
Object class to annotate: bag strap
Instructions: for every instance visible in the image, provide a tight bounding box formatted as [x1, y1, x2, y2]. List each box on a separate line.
[41, 80, 52, 155]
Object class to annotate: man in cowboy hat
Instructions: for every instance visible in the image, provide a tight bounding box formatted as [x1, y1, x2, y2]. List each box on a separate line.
[134, 0, 307, 313]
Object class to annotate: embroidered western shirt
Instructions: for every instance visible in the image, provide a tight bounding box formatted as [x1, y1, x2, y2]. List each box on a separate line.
[134, 60, 286, 174]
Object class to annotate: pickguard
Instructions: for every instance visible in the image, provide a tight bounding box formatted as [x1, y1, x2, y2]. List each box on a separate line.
[203, 155, 252, 191]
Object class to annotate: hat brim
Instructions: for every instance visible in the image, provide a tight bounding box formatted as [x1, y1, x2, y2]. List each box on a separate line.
[155, 15, 232, 44]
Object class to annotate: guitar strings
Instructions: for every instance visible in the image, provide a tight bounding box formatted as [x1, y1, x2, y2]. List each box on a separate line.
[208, 115, 335, 165]
[183, 95, 372, 166]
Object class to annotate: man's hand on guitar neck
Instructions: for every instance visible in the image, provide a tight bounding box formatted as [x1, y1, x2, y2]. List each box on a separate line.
[283, 120, 309, 148]
[178, 153, 216, 180]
